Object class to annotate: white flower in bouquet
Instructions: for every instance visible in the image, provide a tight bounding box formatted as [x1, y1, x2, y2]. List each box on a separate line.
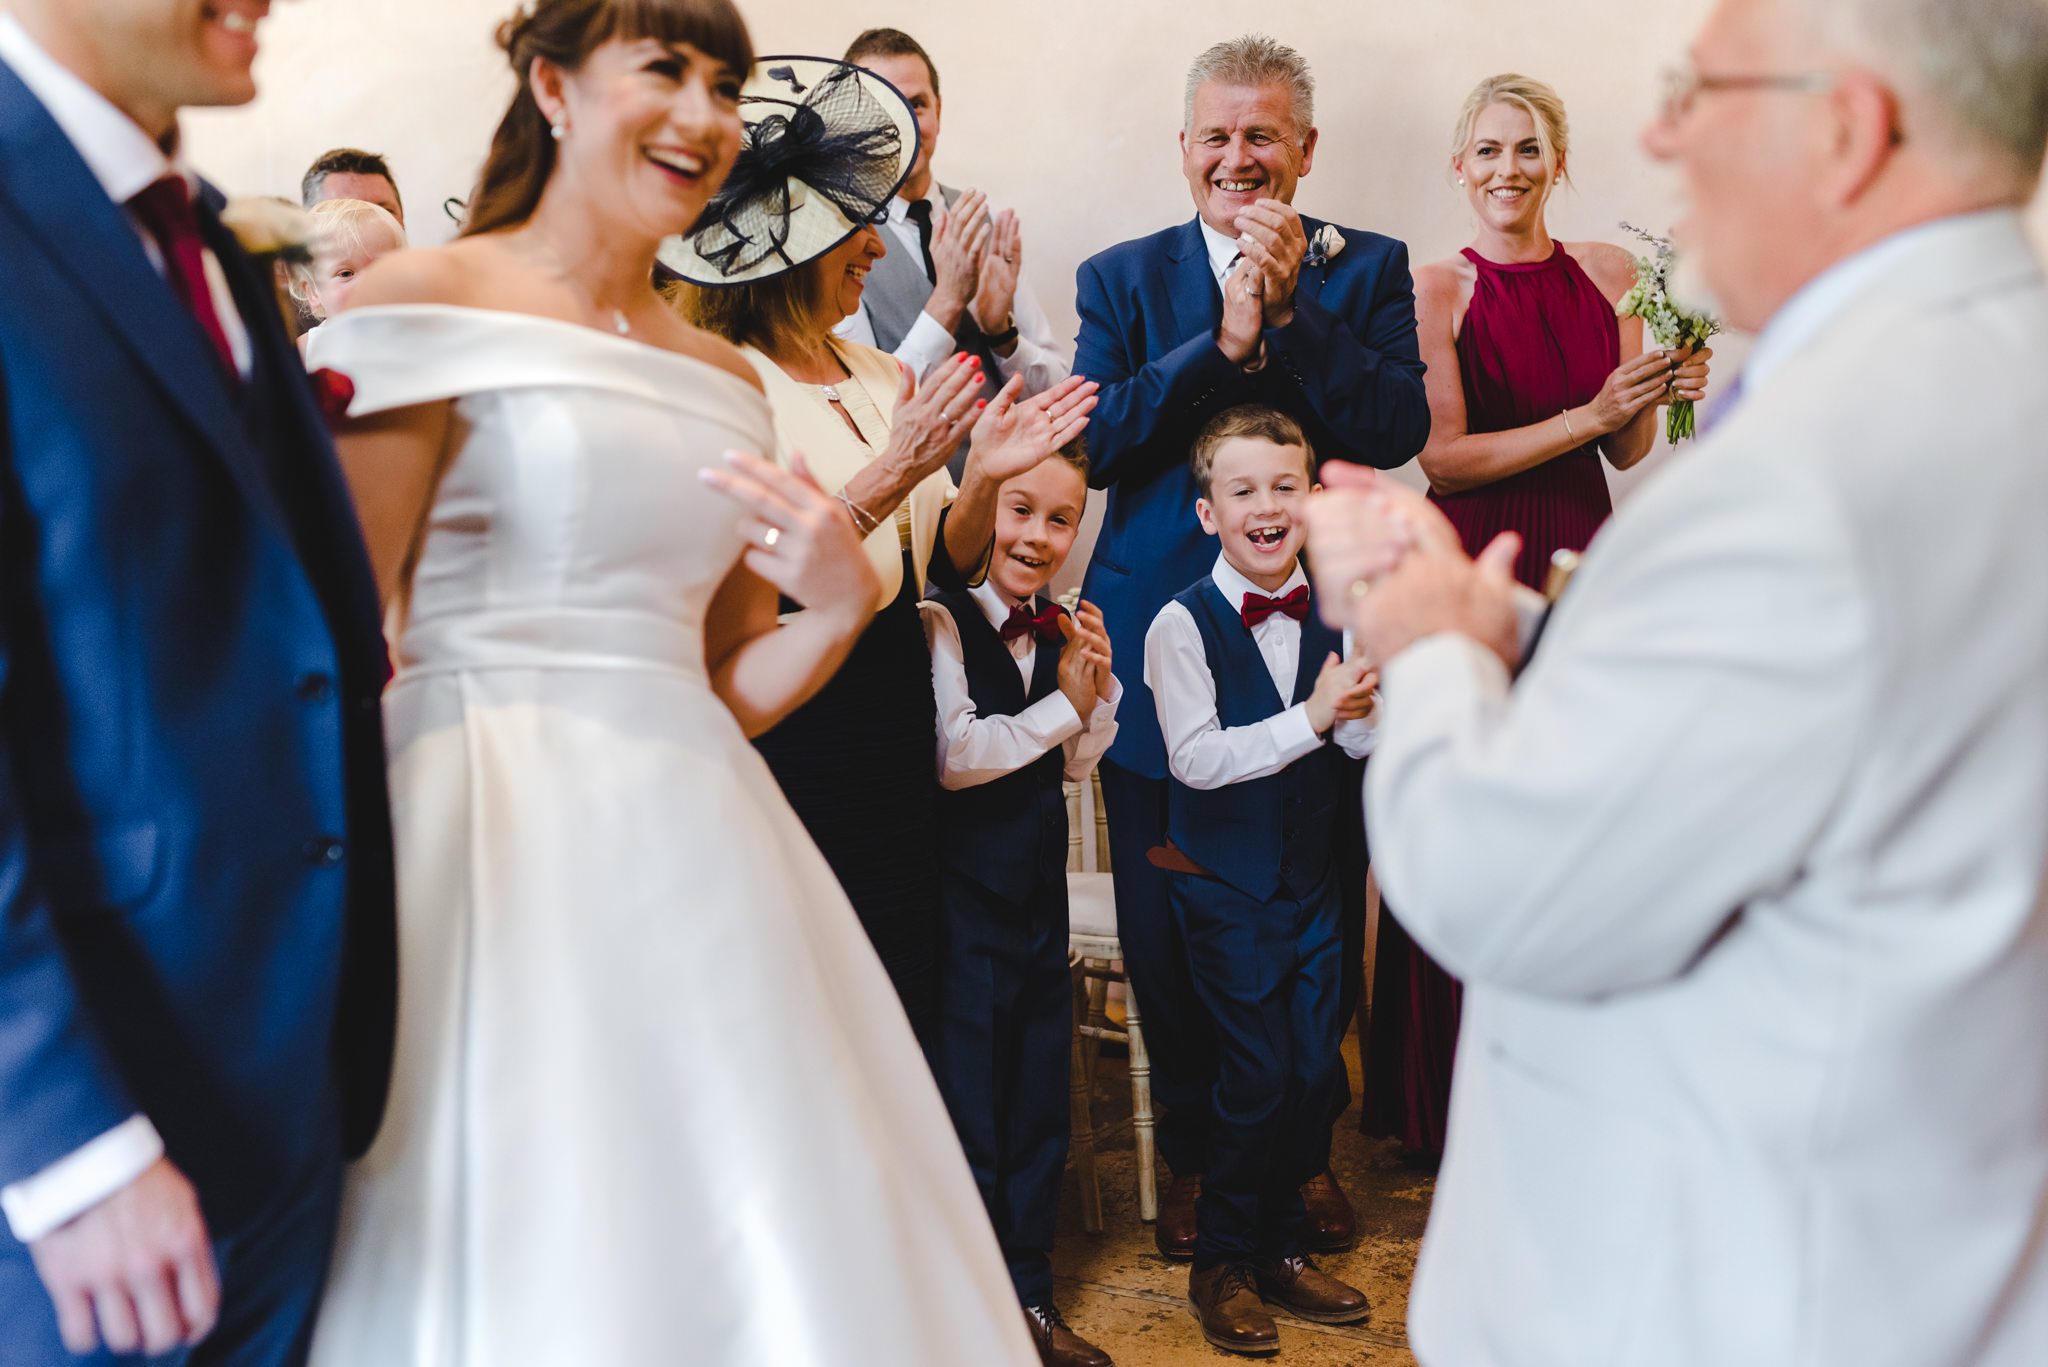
[1614, 222, 1720, 442]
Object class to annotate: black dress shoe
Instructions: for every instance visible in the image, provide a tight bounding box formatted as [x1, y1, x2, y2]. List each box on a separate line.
[1251, 1253, 1370, 1325]
[1155, 1171, 1200, 1260]
[1023, 1303, 1113, 1367]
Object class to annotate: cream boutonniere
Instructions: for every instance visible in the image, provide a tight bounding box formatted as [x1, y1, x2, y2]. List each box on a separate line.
[1304, 223, 1346, 269]
[220, 197, 316, 267]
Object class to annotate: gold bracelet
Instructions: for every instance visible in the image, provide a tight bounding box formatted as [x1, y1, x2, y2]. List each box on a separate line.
[1561, 407, 1580, 442]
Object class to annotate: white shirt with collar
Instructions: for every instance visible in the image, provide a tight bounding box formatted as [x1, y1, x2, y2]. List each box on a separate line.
[921, 580, 1120, 790]
[834, 190, 1071, 395]
[1199, 216, 1249, 290]
[0, 14, 251, 378]
[1146, 553, 1376, 791]
[0, 12, 250, 1247]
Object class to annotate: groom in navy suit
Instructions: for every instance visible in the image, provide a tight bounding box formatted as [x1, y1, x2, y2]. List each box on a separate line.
[0, 3, 394, 1362]
[1074, 34, 1427, 1258]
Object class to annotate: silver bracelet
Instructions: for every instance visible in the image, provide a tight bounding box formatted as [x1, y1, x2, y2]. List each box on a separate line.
[838, 491, 880, 538]
[1561, 407, 1580, 442]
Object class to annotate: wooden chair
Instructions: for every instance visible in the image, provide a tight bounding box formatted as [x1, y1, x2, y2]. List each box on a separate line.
[1065, 769, 1158, 1231]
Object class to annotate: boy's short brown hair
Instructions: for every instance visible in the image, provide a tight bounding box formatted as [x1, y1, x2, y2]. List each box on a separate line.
[1189, 405, 1315, 497]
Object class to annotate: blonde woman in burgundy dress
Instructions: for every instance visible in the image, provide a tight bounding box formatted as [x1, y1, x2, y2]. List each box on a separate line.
[1361, 74, 1714, 1157]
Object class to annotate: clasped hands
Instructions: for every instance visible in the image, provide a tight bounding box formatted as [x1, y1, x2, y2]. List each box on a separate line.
[1304, 465, 1525, 674]
[1218, 198, 1308, 367]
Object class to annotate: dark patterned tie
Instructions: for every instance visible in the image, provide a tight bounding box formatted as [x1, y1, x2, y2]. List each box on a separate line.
[904, 198, 937, 283]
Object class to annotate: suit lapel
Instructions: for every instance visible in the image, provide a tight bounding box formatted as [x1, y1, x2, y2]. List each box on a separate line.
[0, 60, 284, 534]
[1163, 216, 1223, 347]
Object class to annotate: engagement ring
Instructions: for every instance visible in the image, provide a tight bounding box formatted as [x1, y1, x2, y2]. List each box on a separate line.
[762, 527, 781, 549]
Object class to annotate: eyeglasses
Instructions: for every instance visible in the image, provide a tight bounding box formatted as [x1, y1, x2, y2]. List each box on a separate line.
[1657, 63, 1835, 122]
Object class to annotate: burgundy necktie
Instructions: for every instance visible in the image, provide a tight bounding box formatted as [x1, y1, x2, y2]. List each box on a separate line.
[1240, 585, 1310, 629]
[127, 175, 237, 379]
[1000, 600, 1065, 644]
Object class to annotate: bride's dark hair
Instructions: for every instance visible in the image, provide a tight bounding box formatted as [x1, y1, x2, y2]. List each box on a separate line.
[461, 0, 754, 238]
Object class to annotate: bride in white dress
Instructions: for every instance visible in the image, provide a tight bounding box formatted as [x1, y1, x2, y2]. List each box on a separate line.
[303, 4, 1046, 1362]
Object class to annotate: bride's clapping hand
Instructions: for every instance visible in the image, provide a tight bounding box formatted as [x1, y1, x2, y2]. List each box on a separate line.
[881, 353, 987, 485]
[967, 375, 1101, 483]
[704, 450, 880, 624]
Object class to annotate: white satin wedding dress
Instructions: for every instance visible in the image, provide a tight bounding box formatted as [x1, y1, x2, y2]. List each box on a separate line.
[302, 305, 1035, 1366]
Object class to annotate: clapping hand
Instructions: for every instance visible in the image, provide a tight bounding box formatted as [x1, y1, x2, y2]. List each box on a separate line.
[702, 450, 882, 626]
[1304, 651, 1375, 734]
[1057, 601, 1114, 720]
[882, 353, 986, 486]
[1333, 662, 1380, 722]
[1305, 463, 1523, 671]
[966, 374, 1101, 484]
[1218, 254, 1266, 367]
[1233, 199, 1308, 327]
[927, 189, 992, 325]
[970, 208, 1022, 339]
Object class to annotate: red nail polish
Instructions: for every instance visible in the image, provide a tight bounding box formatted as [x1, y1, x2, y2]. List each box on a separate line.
[976, 399, 988, 409]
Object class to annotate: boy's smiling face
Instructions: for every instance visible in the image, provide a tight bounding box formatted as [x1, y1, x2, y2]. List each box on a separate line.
[1196, 435, 1317, 592]
[989, 458, 1089, 603]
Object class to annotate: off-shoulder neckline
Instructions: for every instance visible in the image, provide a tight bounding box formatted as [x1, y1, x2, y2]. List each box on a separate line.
[322, 303, 764, 399]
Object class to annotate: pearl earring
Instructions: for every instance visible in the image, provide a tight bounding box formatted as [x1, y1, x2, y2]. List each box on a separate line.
[1457, 177, 1466, 186]
[550, 118, 566, 141]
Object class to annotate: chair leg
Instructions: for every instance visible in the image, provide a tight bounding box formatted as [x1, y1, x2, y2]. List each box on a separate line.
[1084, 969, 1109, 1079]
[1070, 964, 1104, 1234]
[1123, 977, 1158, 1222]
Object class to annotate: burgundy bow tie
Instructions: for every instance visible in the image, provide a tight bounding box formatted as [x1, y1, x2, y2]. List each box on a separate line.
[1000, 601, 1064, 644]
[1240, 585, 1310, 629]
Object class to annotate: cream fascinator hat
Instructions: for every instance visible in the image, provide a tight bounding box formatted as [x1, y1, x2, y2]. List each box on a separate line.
[660, 55, 919, 286]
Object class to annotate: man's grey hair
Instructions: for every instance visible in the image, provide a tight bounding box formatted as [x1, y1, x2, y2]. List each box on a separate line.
[1797, 0, 2048, 189]
[1183, 34, 1315, 140]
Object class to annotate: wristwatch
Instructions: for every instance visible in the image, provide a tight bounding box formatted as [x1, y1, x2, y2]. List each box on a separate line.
[984, 314, 1020, 349]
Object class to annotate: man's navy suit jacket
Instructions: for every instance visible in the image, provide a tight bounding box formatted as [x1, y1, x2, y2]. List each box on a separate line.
[1074, 215, 1429, 778]
[0, 55, 395, 1243]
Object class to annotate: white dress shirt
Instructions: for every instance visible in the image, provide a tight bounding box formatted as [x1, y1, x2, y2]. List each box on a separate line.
[834, 191, 1070, 395]
[1199, 216, 1248, 289]
[0, 13, 258, 1244]
[922, 581, 1120, 789]
[1146, 555, 1376, 791]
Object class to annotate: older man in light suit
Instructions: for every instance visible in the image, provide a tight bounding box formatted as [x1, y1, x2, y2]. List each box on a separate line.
[1305, 0, 2048, 1362]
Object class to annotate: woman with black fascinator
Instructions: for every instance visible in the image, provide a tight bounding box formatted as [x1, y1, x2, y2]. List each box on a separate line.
[667, 58, 1097, 1047]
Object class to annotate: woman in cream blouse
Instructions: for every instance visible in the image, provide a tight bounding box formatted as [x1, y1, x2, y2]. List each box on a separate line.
[667, 57, 1096, 1037]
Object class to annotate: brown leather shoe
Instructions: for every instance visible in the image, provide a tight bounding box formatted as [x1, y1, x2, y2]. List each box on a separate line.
[1251, 1253, 1371, 1324]
[1154, 1171, 1200, 1260]
[1188, 1262, 1280, 1356]
[1299, 1168, 1357, 1252]
[1023, 1303, 1114, 1367]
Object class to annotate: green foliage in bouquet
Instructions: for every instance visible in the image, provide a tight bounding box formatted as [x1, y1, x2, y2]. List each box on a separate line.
[1614, 222, 1720, 442]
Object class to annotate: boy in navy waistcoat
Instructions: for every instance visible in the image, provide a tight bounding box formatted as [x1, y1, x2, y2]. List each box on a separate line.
[920, 444, 1121, 1367]
[1143, 406, 1380, 1356]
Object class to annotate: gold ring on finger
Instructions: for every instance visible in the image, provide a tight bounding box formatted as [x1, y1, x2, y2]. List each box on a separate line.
[1348, 578, 1371, 600]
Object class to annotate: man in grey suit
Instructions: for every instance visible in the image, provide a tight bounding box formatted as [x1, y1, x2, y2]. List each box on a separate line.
[838, 27, 1070, 475]
[1306, 0, 2048, 1362]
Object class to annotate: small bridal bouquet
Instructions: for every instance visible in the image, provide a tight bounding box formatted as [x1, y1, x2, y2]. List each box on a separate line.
[1614, 222, 1720, 443]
